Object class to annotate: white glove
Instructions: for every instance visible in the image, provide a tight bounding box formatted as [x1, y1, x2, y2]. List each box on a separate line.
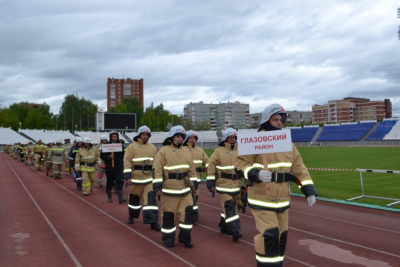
[307, 195, 316, 207]
[258, 170, 272, 182]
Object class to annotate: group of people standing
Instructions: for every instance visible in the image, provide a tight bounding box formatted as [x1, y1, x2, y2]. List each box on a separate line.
[6, 103, 318, 266]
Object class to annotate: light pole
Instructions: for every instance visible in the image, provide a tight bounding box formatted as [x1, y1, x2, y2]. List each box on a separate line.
[75, 124, 77, 134]
[19, 121, 21, 130]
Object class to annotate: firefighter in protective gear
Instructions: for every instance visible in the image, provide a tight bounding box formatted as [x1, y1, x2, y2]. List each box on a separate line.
[123, 125, 160, 230]
[235, 103, 318, 267]
[75, 137, 102, 196]
[44, 141, 54, 176]
[33, 139, 46, 171]
[96, 135, 107, 188]
[153, 125, 197, 248]
[183, 130, 209, 222]
[100, 132, 126, 204]
[69, 137, 83, 191]
[48, 140, 69, 179]
[63, 138, 73, 176]
[207, 128, 243, 242]
[25, 141, 34, 166]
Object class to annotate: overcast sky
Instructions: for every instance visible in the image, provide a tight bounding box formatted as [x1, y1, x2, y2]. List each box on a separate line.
[1, 0, 399, 117]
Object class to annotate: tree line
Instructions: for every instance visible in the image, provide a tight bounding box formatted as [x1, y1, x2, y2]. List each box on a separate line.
[0, 94, 211, 132]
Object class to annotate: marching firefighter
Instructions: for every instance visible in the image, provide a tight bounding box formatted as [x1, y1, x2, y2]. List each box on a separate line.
[183, 130, 209, 222]
[207, 128, 243, 242]
[48, 140, 69, 179]
[32, 139, 46, 171]
[63, 138, 73, 176]
[44, 140, 54, 177]
[235, 103, 318, 266]
[25, 141, 34, 166]
[96, 135, 107, 188]
[100, 132, 126, 204]
[123, 126, 160, 230]
[74, 137, 102, 196]
[153, 125, 197, 248]
[69, 137, 83, 191]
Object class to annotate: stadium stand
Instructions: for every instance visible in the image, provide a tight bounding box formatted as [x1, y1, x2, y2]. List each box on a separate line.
[289, 126, 319, 142]
[383, 120, 400, 140]
[316, 122, 376, 141]
[75, 131, 128, 144]
[19, 129, 75, 144]
[366, 119, 398, 140]
[0, 127, 31, 145]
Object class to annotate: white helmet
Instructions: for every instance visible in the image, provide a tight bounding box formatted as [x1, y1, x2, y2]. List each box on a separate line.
[134, 125, 151, 141]
[218, 128, 237, 146]
[75, 137, 83, 142]
[260, 103, 287, 125]
[100, 135, 107, 140]
[48, 140, 54, 144]
[163, 125, 186, 146]
[56, 139, 62, 144]
[184, 130, 197, 145]
[83, 137, 91, 144]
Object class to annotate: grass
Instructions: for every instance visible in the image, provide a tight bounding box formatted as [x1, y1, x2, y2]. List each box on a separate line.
[203, 147, 400, 210]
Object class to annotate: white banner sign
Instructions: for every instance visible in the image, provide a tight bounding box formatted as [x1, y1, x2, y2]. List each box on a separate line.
[101, 143, 123, 153]
[237, 129, 292, 156]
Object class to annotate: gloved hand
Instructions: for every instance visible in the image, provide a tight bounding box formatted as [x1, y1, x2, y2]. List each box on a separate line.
[307, 195, 316, 207]
[123, 172, 131, 180]
[75, 171, 82, 178]
[258, 170, 272, 182]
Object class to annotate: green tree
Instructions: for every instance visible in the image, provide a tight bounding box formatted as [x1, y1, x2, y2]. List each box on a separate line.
[0, 106, 19, 130]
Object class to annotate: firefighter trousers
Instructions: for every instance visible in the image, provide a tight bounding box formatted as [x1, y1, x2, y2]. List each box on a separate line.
[52, 163, 63, 179]
[161, 193, 194, 246]
[82, 171, 96, 195]
[128, 183, 158, 224]
[251, 208, 288, 267]
[219, 193, 241, 233]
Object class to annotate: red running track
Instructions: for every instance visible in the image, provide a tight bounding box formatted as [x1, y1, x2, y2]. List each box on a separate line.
[1, 152, 400, 267]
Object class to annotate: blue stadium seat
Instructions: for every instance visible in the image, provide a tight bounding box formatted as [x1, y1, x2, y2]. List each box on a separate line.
[366, 120, 397, 141]
[316, 122, 375, 141]
[290, 127, 319, 142]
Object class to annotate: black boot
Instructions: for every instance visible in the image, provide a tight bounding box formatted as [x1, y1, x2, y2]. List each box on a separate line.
[232, 231, 242, 242]
[128, 217, 134, 224]
[150, 223, 161, 231]
[117, 190, 126, 204]
[106, 190, 113, 203]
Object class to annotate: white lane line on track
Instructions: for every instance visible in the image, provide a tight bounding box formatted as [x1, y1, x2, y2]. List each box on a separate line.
[197, 201, 316, 266]
[200, 188, 400, 234]
[6, 159, 82, 267]
[198, 197, 400, 259]
[291, 210, 400, 234]
[18, 163, 196, 267]
[291, 227, 400, 258]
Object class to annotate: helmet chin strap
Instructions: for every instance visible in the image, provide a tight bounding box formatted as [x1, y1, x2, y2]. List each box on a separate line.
[261, 121, 281, 131]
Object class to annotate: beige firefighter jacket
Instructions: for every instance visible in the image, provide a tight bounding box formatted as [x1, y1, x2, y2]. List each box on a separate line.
[235, 140, 316, 212]
[48, 145, 69, 164]
[152, 143, 197, 196]
[206, 142, 241, 195]
[123, 138, 158, 185]
[33, 144, 45, 156]
[63, 142, 73, 155]
[184, 142, 209, 183]
[75, 146, 102, 172]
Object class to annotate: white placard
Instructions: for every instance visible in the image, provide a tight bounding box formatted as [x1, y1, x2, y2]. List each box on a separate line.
[101, 143, 123, 153]
[237, 129, 292, 156]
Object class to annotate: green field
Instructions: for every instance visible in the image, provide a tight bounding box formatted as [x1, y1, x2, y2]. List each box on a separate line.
[204, 147, 400, 210]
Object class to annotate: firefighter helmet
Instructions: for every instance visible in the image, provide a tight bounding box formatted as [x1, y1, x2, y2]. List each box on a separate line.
[260, 103, 287, 125]
[83, 137, 91, 144]
[163, 125, 186, 146]
[184, 130, 198, 145]
[134, 125, 151, 141]
[75, 137, 83, 143]
[218, 128, 237, 146]
[100, 135, 107, 140]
